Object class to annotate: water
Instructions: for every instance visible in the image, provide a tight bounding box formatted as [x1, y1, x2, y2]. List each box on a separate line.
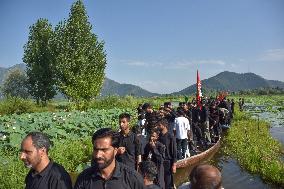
[210, 142, 282, 189]
[178, 104, 284, 189]
[216, 104, 284, 189]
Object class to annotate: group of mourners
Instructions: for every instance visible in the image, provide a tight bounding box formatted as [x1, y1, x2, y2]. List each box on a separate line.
[20, 96, 237, 189]
[136, 97, 236, 157]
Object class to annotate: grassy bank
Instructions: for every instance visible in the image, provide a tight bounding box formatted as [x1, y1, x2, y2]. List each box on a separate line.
[224, 109, 284, 186]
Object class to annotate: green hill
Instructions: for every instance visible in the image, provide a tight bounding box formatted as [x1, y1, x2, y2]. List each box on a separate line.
[172, 71, 284, 95]
[0, 64, 158, 97]
[1, 65, 283, 97]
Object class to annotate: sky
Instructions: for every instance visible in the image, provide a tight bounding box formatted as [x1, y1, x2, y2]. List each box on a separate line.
[0, 0, 284, 94]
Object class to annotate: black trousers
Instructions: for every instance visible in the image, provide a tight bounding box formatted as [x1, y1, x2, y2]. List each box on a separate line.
[163, 160, 174, 189]
[176, 138, 187, 159]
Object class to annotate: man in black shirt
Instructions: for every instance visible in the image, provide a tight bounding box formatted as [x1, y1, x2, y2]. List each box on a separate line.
[143, 129, 165, 189]
[116, 113, 142, 170]
[74, 128, 145, 189]
[140, 161, 161, 189]
[142, 103, 158, 135]
[156, 119, 177, 189]
[20, 132, 72, 189]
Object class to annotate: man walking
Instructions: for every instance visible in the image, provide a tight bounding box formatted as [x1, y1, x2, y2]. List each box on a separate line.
[74, 128, 145, 189]
[20, 132, 72, 189]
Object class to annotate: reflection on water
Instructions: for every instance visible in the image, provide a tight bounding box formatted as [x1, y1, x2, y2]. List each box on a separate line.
[210, 145, 282, 189]
[270, 127, 284, 147]
[215, 158, 279, 189]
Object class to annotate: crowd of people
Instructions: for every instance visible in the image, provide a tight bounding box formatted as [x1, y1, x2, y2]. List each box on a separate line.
[19, 96, 237, 189]
[136, 97, 235, 157]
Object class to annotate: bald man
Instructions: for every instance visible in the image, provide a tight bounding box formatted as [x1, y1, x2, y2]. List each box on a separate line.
[179, 164, 223, 189]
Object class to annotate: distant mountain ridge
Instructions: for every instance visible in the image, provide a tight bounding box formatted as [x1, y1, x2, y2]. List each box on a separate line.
[101, 78, 159, 96]
[0, 64, 158, 97]
[1, 65, 284, 97]
[172, 71, 284, 95]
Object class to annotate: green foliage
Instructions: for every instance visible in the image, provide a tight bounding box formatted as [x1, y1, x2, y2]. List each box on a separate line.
[224, 107, 284, 186]
[0, 151, 28, 189]
[0, 108, 136, 149]
[238, 87, 284, 95]
[1, 68, 29, 98]
[23, 18, 56, 105]
[52, 0, 106, 103]
[0, 97, 35, 115]
[49, 137, 92, 172]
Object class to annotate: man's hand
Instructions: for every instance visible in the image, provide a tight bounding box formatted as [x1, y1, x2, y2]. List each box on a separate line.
[150, 140, 156, 148]
[172, 163, 177, 174]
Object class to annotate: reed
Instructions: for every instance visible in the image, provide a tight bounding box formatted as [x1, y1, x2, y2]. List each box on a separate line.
[224, 108, 284, 186]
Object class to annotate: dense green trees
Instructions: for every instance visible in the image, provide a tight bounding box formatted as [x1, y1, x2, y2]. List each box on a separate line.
[51, 0, 106, 103]
[1, 68, 29, 98]
[22, 0, 107, 107]
[23, 18, 56, 105]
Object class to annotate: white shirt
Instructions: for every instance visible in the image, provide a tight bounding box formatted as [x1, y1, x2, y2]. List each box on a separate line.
[174, 116, 190, 139]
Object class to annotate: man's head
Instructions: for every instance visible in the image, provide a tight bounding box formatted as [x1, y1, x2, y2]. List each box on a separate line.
[190, 164, 222, 189]
[164, 102, 173, 109]
[177, 109, 185, 117]
[149, 129, 159, 142]
[92, 128, 119, 170]
[155, 119, 169, 132]
[140, 161, 158, 185]
[20, 132, 50, 170]
[119, 113, 131, 133]
[142, 103, 153, 113]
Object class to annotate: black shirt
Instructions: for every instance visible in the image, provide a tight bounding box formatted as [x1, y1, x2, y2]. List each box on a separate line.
[146, 184, 161, 189]
[25, 161, 72, 189]
[143, 141, 165, 165]
[74, 161, 145, 189]
[158, 132, 177, 165]
[200, 106, 209, 123]
[116, 131, 141, 169]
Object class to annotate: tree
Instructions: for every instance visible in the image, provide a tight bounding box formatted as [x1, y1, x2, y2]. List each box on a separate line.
[1, 68, 29, 98]
[23, 18, 56, 105]
[51, 0, 106, 104]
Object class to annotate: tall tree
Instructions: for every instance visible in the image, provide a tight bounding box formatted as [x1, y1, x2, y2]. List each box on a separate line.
[52, 0, 107, 103]
[1, 68, 29, 98]
[23, 18, 56, 105]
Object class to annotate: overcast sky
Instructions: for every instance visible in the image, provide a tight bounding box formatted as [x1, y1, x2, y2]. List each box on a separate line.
[0, 0, 283, 94]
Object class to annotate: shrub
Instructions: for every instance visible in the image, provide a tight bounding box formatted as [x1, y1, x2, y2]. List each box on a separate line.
[0, 97, 35, 115]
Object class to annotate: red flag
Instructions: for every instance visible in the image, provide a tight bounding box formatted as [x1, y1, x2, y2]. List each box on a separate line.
[196, 70, 202, 109]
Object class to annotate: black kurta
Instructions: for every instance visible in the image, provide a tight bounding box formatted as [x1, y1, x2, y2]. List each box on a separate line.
[25, 161, 72, 189]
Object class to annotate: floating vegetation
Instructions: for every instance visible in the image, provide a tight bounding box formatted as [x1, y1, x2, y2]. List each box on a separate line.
[225, 106, 284, 186]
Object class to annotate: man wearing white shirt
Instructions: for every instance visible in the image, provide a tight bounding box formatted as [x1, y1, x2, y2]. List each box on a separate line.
[173, 109, 191, 160]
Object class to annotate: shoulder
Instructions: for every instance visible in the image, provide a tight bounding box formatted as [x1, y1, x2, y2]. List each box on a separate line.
[166, 132, 175, 139]
[50, 162, 70, 178]
[156, 141, 165, 147]
[119, 163, 144, 181]
[76, 166, 95, 181]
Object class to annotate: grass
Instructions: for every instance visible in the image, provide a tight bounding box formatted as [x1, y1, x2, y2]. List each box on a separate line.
[224, 107, 284, 186]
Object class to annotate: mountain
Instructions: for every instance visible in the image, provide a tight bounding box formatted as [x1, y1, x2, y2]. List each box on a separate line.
[172, 71, 284, 95]
[101, 78, 158, 97]
[1, 65, 283, 97]
[0, 64, 158, 97]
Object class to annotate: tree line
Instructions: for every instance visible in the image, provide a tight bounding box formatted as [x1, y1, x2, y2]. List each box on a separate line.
[1, 0, 106, 107]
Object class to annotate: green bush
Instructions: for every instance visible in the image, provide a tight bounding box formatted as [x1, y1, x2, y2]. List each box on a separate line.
[49, 137, 92, 173]
[0, 97, 36, 115]
[0, 150, 28, 189]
